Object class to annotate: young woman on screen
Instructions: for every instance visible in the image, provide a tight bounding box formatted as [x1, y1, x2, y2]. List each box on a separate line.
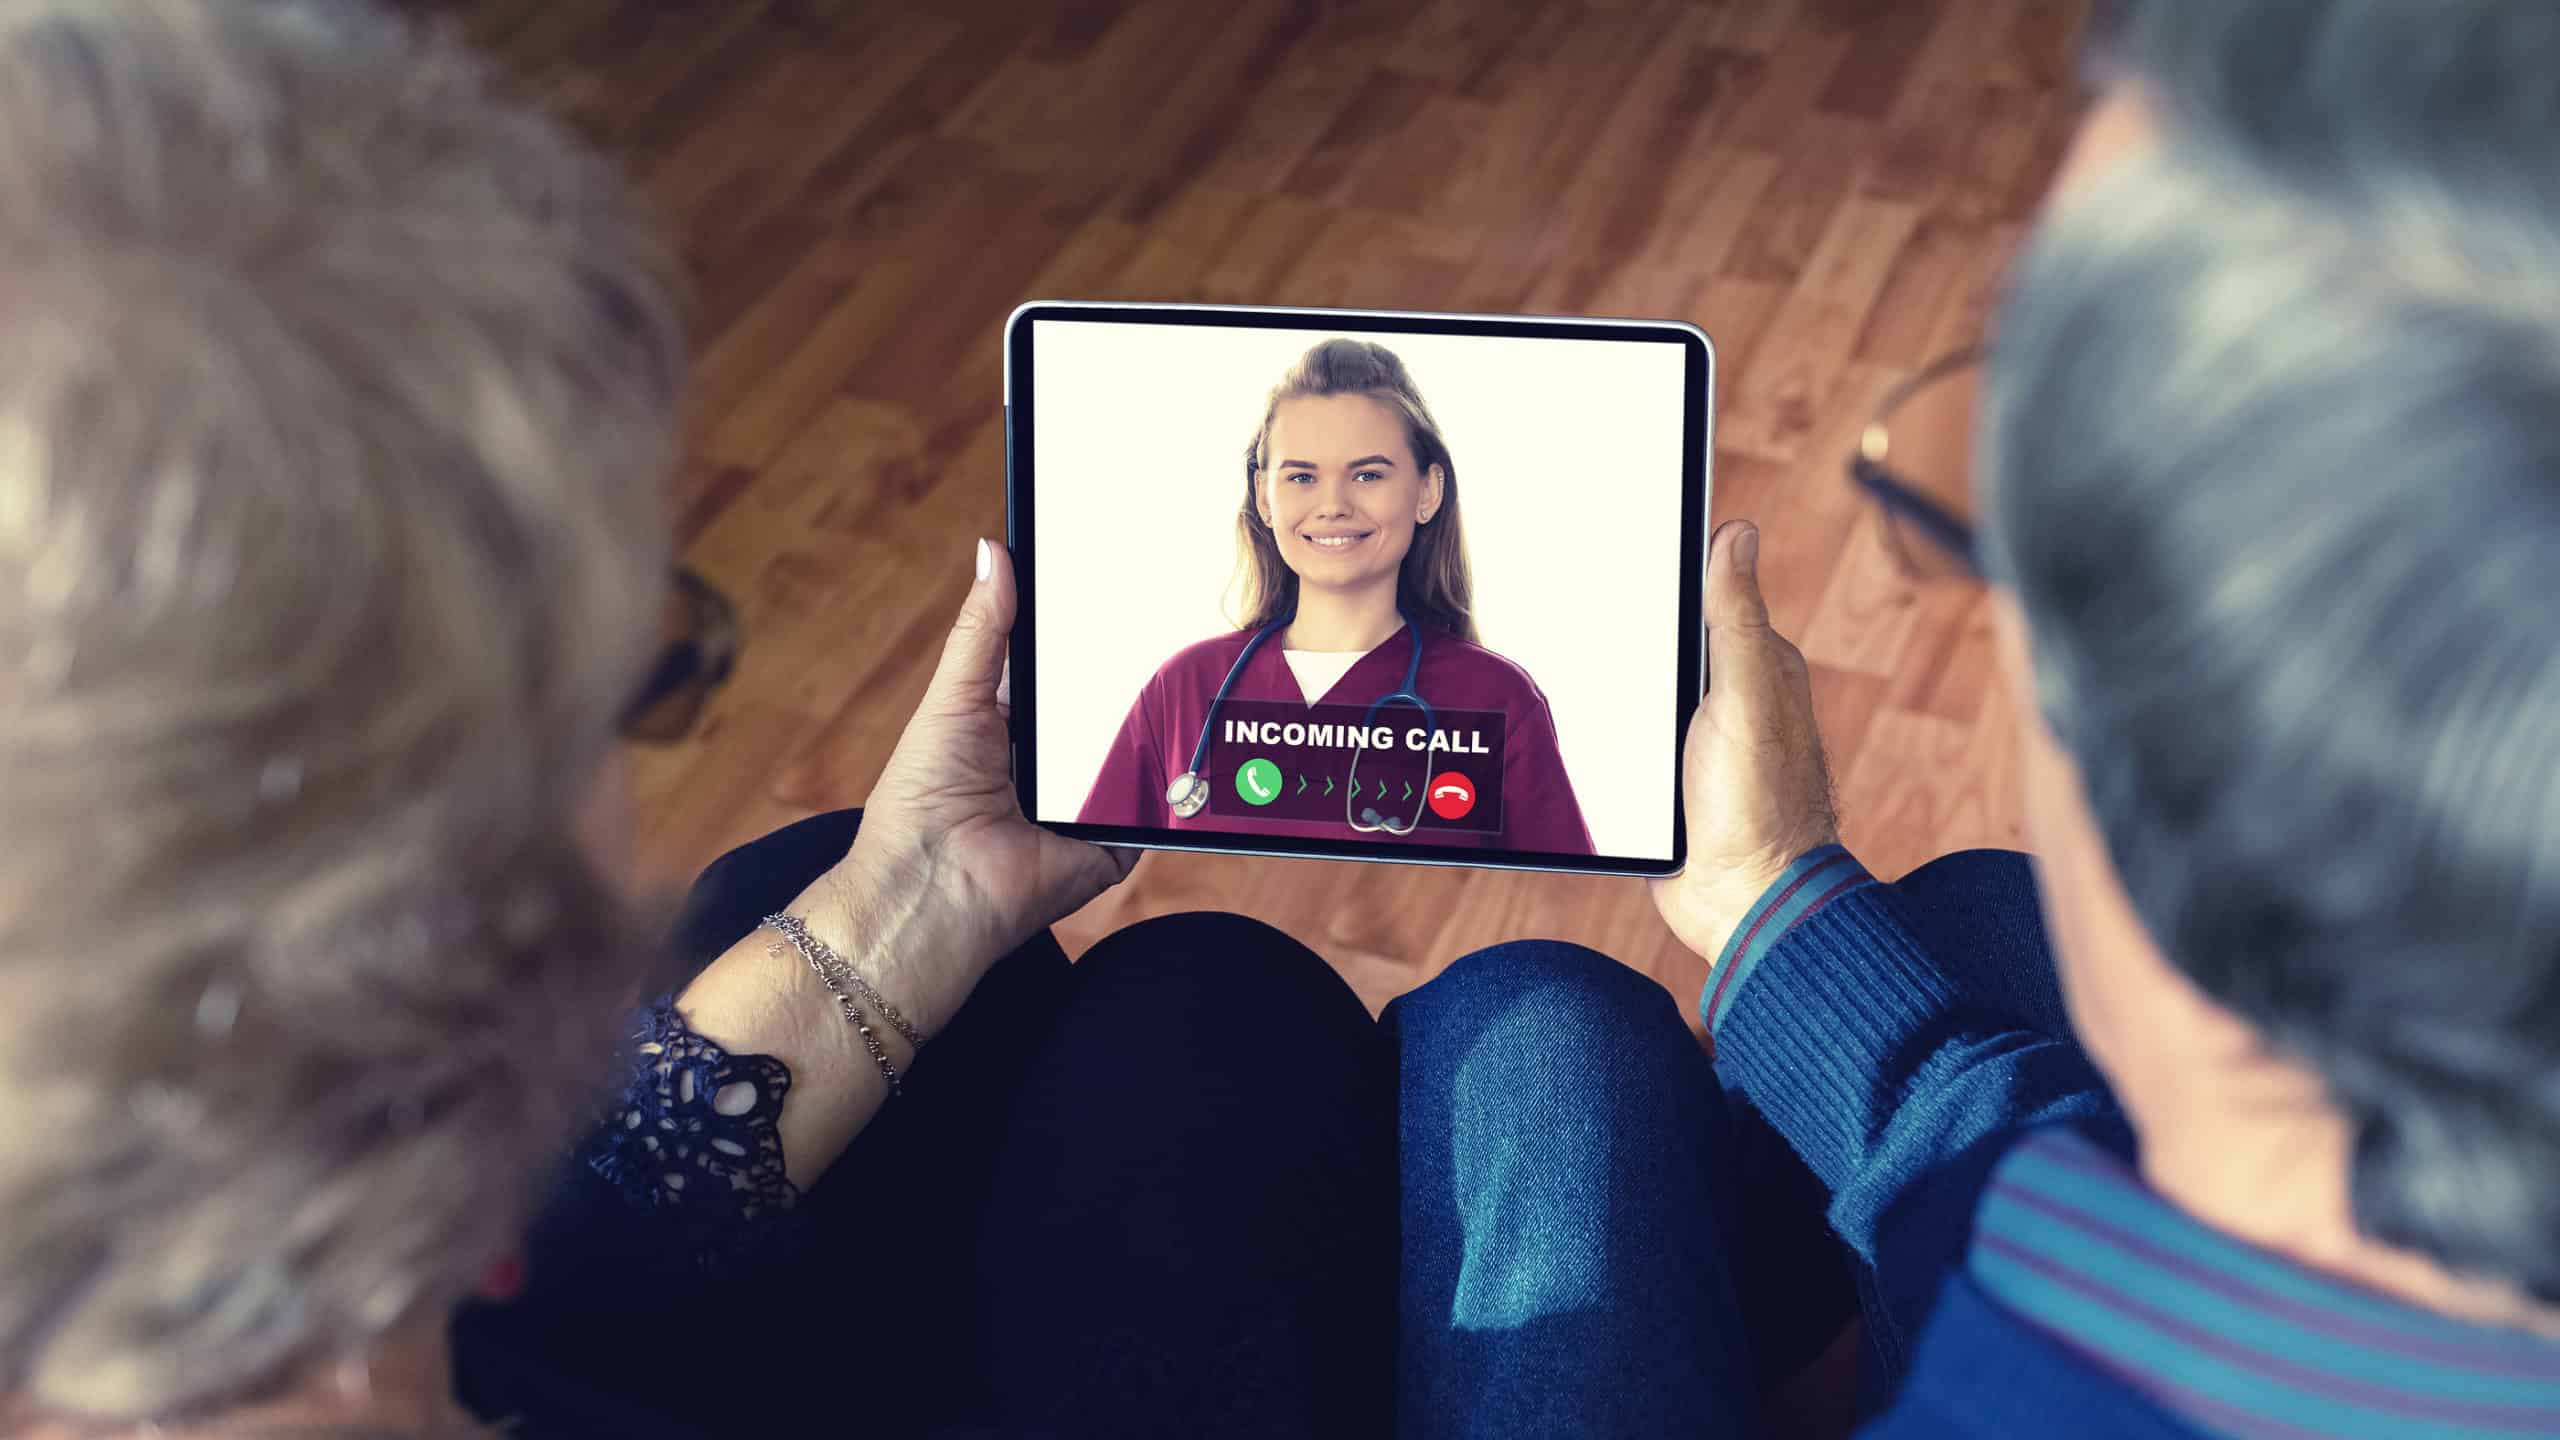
[1077, 338, 1595, 854]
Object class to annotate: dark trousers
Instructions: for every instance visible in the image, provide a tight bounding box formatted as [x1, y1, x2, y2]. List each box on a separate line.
[635, 810, 2054, 1436]
[662, 808, 1398, 1438]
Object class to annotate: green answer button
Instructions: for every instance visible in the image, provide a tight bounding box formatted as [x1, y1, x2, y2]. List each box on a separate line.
[1235, 757, 1282, 807]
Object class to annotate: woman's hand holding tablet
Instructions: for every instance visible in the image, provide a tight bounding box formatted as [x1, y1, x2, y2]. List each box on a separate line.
[1004, 302, 1713, 878]
[752, 539, 1134, 1053]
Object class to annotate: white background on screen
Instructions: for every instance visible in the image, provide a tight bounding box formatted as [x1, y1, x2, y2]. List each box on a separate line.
[1027, 319, 1692, 861]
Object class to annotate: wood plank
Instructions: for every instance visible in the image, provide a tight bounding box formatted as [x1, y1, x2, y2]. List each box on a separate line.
[1851, 215, 1989, 366]
[1697, 0, 1812, 56]
[697, 257, 926, 469]
[1639, 141, 1785, 278]
[1718, 190, 1918, 461]
[1802, 514, 1927, 676]
[1109, 1, 1331, 225]
[1815, 0, 1947, 118]
[1541, 21, 1770, 270]
[1719, 112, 1874, 288]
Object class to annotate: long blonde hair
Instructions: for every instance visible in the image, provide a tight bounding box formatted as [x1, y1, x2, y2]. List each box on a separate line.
[1234, 338, 1478, 644]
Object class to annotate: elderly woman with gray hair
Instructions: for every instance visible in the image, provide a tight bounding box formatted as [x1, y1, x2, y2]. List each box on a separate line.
[0, 2, 1408, 1436]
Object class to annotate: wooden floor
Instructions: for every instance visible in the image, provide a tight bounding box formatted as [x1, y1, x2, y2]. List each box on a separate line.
[429, 0, 2093, 1028]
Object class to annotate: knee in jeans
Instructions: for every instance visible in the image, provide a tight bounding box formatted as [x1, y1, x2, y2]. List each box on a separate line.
[1410, 941, 1670, 1037]
[1398, 943, 1701, 1116]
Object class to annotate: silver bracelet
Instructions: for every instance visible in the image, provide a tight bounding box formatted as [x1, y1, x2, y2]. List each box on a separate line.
[760, 912, 927, 1092]
[768, 936, 902, 1096]
[762, 910, 927, 1049]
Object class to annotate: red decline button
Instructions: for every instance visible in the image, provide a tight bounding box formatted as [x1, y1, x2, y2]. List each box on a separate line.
[1427, 771, 1476, 821]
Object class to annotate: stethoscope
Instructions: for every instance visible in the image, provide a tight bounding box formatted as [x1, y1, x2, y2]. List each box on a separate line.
[1165, 611, 1435, 833]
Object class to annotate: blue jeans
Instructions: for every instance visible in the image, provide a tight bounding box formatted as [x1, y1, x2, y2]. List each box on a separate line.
[1387, 849, 2063, 1437]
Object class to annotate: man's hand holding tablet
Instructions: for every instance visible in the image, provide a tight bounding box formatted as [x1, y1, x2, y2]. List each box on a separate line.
[1651, 519, 1843, 966]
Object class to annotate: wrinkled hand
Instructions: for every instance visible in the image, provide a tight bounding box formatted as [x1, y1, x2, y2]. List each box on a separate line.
[811, 539, 1134, 1033]
[1650, 520, 1839, 966]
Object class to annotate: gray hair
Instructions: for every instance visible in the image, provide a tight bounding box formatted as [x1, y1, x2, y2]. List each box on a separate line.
[0, 0, 687, 1418]
[1985, 2, 2560, 1299]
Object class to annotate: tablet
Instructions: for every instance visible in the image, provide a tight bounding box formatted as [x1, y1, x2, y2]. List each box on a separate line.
[1003, 302, 1711, 878]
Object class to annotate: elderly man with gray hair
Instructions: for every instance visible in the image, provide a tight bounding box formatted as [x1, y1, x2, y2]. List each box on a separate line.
[1521, 0, 2560, 1434]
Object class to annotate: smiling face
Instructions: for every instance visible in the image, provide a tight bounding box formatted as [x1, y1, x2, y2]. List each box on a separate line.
[1257, 392, 1445, 596]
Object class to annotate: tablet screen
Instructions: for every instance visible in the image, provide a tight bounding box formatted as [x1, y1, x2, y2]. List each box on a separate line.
[1006, 304, 1709, 877]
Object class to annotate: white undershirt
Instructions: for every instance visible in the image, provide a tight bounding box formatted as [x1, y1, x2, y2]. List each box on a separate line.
[1282, 649, 1363, 706]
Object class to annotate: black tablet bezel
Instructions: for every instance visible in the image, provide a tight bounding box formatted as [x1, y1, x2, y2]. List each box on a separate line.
[1004, 301, 1711, 879]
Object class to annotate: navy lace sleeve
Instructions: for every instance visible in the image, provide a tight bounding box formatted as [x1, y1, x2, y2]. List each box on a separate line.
[580, 993, 803, 1272]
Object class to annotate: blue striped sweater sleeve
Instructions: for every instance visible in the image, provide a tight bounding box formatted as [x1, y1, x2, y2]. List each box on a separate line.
[1700, 845, 1876, 1036]
[1700, 847, 2125, 1348]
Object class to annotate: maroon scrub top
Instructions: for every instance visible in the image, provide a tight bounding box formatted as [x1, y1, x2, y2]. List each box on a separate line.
[1076, 622, 1597, 855]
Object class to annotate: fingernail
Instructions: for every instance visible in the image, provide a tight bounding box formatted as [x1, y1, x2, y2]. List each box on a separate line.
[974, 538, 992, 583]
[996, 659, 1012, 709]
[1737, 524, 1760, 574]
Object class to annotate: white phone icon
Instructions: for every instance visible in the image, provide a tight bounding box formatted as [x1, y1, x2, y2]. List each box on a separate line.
[1433, 783, 1468, 800]
[1246, 770, 1274, 800]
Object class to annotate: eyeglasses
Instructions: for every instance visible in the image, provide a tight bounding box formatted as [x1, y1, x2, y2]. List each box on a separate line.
[618, 567, 738, 745]
[1847, 346, 1986, 583]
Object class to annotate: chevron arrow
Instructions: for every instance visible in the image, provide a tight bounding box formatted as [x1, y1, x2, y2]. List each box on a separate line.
[1403, 780, 1414, 802]
[1295, 773, 1306, 796]
[1323, 776, 1334, 797]
[1348, 779, 1362, 801]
